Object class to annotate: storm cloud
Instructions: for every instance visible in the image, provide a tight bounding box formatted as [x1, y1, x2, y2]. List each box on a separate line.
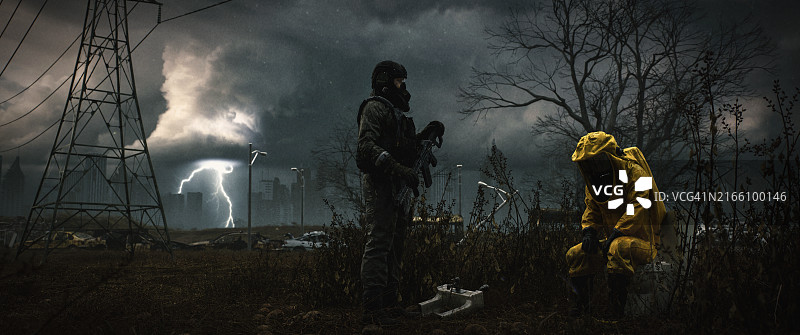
[1, 0, 798, 225]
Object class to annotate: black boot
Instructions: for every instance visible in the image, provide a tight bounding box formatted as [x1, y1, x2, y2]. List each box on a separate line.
[607, 273, 630, 319]
[381, 286, 403, 317]
[382, 285, 399, 309]
[381, 286, 419, 319]
[568, 275, 593, 317]
[362, 287, 398, 326]
[362, 287, 382, 324]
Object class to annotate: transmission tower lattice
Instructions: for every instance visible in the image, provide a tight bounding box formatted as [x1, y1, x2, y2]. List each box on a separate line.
[18, 0, 170, 257]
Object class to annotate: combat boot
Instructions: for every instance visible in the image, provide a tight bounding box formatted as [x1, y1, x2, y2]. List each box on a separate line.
[380, 286, 419, 319]
[362, 288, 399, 327]
[607, 273, 630, 319]
[568, 275, 593, 317]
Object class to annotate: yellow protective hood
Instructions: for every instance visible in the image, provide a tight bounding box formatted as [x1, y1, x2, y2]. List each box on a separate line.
[572, 132, 628, 202]
[571, 131, 619, 162]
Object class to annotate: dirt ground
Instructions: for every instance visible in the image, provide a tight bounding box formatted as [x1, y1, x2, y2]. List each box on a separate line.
[0, 243, 677, 335]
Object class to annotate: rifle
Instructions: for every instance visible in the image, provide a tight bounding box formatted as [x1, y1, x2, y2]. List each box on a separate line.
[397, 131, 443, 215]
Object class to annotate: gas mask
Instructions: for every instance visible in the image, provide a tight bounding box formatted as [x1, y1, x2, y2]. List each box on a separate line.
[578, 153, 616, 202]
[384, 81, 411, 112]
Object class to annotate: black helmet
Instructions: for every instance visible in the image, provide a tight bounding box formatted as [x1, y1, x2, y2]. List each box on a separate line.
[371, 60, 407, 92]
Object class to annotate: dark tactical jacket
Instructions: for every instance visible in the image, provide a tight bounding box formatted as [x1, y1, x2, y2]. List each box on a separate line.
[356, 96, 418, 178]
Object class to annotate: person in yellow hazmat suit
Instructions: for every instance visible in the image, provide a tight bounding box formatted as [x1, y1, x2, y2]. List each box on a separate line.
[566, 131, 665, 319]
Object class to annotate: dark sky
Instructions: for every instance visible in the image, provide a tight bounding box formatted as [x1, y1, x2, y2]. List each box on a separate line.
[0, 0, 798, 225]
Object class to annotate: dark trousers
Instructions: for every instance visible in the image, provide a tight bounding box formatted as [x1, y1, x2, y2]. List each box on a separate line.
[361, 173, 408, 309]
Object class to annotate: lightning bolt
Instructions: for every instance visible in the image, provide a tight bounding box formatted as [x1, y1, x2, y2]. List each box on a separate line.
[178, 160, 236, 228]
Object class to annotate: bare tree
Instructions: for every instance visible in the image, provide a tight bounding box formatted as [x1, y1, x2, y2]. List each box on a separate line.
[311, 123, 364, 214]
[460, 0, 773, 158]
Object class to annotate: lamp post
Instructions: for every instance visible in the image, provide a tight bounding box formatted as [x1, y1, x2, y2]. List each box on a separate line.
[291, 167, 305, 234]
[457, 164, 462, 217]
[248, 143, 267, 251]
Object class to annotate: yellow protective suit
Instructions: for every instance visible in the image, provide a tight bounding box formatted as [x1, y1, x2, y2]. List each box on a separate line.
[566, 132, 666, 277]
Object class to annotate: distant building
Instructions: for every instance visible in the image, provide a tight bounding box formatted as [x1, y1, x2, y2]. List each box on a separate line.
[63, 156, 110, 204]
[83, 156, 109, 203]
[186, 192, 203, 227]
[273, 179, 290, 225]
[250, 172, 327, 227]
[253, 177, 290, 225]
[305, 174, 326, 226]
[261, 178, 273, 201]
[1, 156, 26, 217]
[109, 162, 151, 206]
[163, 193, 186, 228]
[250, 191, 265, 225]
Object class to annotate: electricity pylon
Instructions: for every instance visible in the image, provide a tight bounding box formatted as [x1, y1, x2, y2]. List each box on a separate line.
[18, 0, 169, 259]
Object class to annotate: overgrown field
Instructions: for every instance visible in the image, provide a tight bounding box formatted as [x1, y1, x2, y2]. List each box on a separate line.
[1, 200, 797, 335]
[0, 246, 667, 335]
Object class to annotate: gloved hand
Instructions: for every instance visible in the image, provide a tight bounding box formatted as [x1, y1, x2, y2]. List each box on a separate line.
[419, 121, 445, 140]
[603, 228, 625, 255]
[387, 162, 419, 192]
[581, 227, 599, 254]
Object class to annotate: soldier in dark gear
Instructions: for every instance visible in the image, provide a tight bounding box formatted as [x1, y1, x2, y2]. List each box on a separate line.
[357, 60, 445, 326]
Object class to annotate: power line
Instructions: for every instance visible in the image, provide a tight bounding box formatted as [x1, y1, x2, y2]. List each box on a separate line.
[131, 0, 236, 51]
[131, 21, 158, 53]
[0, 33, 78, 105]
[0, 72, 71, 128]
[0, 0, 22, 42]
[0, 0, 49, 80]
[0, 119, 58, 153]
[161, 0, 233, 23]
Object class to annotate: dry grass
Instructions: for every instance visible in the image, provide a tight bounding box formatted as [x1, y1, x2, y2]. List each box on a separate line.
[0, 247, 672, 335]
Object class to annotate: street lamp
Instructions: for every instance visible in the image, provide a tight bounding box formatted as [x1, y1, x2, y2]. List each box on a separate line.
[291, 167, 305, 234]
[457, 164, 463, 217]
[248, 143, 268, 251]
[457, 164, 463, 236]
